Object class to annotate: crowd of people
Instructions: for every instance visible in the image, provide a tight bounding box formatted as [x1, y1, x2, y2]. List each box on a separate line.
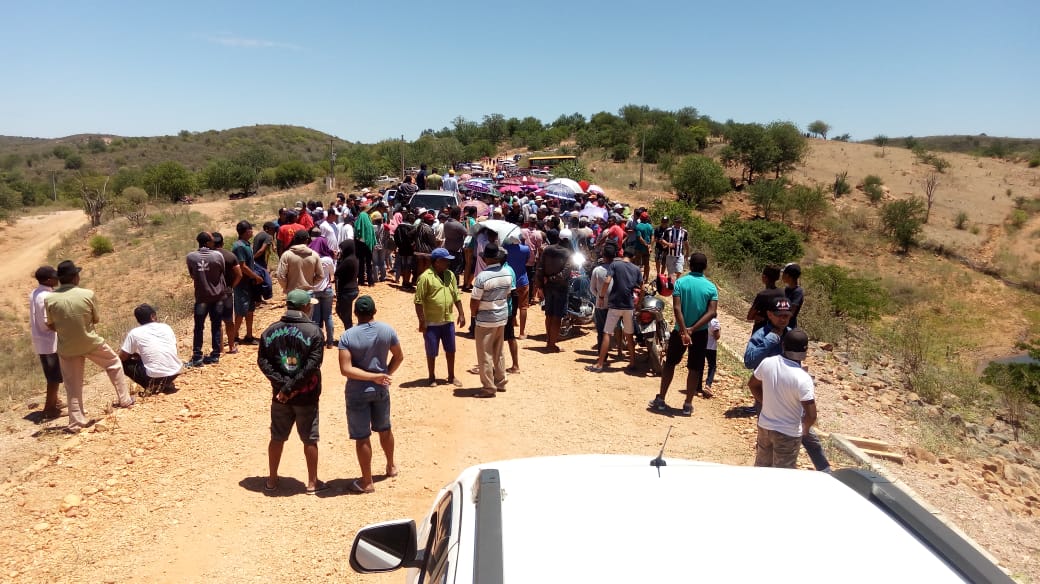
[27, 164, 829, 491]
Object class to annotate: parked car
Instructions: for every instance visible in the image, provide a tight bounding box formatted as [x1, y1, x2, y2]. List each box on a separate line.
[404, 189, 459, 212]
[350, 455, 1013, 584]
[377, 175, 400, 184]
[468, 163, 484, 171]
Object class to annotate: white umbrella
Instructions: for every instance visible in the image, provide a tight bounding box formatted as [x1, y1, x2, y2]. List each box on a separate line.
[469, 219, 522, 244]
[587, 184, 605, 196]
[548, 177, 584, 194]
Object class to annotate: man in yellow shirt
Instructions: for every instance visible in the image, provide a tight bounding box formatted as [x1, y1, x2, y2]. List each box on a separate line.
[413, 248, 466, 387]
[45, 261, 134, 432]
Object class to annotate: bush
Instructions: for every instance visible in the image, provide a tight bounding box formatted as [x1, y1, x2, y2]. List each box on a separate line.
[64, 154, 84, 170]
[671, 155, 730, 208]
[880, 197, 926, 252]
[90, 235, 114, 256]
[863, 174, 884, 204]
[749, 178, 788, 220]
[1029, 153, 1040, 168]
[954, 211, 969, 230]
[1009, 209, 1029, 230]
[610, 142, 631, 162]
[711, 214, 802, 270]
[552, 158, 590, 182]
[833, 171, 851, 197]
[273, 160, 316, 189]
[803, 264, 887, 321]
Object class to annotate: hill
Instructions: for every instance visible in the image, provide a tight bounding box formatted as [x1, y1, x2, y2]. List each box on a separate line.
[874, 134, 1040, 161]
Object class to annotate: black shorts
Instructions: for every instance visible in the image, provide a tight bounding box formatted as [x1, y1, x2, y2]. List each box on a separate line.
[542, 286, 568, 318]
[504, 293, 519, 341]
[665, 328, 709, 373]
[39, 353, 62, 384]
[220, 294, 235, 323]
[270, 401, 320, 444]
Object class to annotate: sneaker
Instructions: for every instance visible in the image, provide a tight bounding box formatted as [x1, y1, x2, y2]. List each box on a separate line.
[185, 358, 205, 368]
[648, 397, 667, 412]
[681, 403, 694, 417]
[202, 355, 220, 365]
[239, 336, 259, 346]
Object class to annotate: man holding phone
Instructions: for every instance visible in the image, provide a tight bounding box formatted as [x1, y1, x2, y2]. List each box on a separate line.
[648, 253, 717, 417]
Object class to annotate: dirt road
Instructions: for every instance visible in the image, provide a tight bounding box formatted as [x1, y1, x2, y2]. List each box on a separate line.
[0, 210, 88, 318]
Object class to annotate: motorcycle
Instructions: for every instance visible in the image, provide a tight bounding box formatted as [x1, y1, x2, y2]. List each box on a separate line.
[633, 287, 670, 374]
[559, 251, 595, 338]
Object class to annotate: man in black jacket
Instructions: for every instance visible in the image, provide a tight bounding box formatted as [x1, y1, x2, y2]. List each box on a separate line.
[258, 289, 327, 494]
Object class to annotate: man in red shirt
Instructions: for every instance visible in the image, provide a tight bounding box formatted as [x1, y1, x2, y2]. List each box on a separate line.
[276, 210, 305, 255]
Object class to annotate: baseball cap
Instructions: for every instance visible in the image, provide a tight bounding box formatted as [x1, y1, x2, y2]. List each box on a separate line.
[370, 211, 383, 222]
[559, 229, 573, 240]
[782, 328, 809, 361]
[355, 295, 376, 315]
[34, 265, 58, 281]
[286, 289, 317, 309]
[783, 263, 801, 278]
[431, 247, 455, 261]
[482, 242, 503, 260]
[56, 260, 82, 280]
[769, 297, 792, 314]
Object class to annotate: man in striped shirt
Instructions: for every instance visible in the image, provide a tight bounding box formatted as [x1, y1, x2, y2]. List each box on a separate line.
[469, 243, 514, 398]
[661, 217, 690, 279]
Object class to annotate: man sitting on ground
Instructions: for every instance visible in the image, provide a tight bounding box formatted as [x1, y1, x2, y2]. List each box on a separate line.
[118, 304, 182, 394]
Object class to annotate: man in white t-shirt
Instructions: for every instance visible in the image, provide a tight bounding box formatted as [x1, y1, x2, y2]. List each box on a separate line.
[29, 265, 63, 419]
[749, 328, 816, 469]
[119, 304, 182, 394]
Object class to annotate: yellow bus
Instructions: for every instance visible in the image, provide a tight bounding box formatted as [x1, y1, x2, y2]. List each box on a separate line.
[526, 155, 577, 169]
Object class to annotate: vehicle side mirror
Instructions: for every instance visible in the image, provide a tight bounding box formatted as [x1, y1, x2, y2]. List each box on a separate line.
[349, 520, 419, 573]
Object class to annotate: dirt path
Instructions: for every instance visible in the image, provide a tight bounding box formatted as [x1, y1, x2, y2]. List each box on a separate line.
[0, 210, 88, 317]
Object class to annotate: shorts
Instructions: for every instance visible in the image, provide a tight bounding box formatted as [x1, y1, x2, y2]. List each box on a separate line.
[503, 293, 519, 341]
[604, 308, 634, 335]
[220, 294, 235, 323]
[655, 248, 667, 264]
[233, 286, 255, 317]
[270, 401, 319, 444]
[347, 386, 391, 440]
[38, 353, 63, 384]
[395, 254, 416, 271]
[632, 250, 650, 267]
[423, 323, 456, 357]
[665, 254, 685, 275]
[542, 286, 568, 318]
[665, 327, 709, 371]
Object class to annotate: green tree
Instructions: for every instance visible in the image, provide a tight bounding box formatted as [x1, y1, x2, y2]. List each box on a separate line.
[749, 178, 788, 220]
[873, 134, 889, 156]
[273, 160, 315, 189]
[202, 159, 254, 194]
[789, 184, 830, 234]
[87, 136, 108, 153]
[766, 121, 808, 178]
[611, 142, 631, 162]
[144, 161, 196, 202]
[234, 145, 277, 191]
[552, 158, 590, 183]
[807, 120, 830, 139]
[670, 155, 730, 208]
[880, 197, 926, 253]
[803, 264, 888, 321]
[720, 122, 776, 184]
[52, 145, 73, 160]
[64, 154, 84, 170]
[711, 214, 803, 270]
[482, 113, 507, 144]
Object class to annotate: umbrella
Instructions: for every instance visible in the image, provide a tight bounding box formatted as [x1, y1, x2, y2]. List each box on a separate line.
[587, 184, 605, 196]
[462, 199, 491, 217]
[463, 179, 492, 194]
[579, 180, 590, 192]
[460, 173, 472, 181]
[469, 219, 522, 244]
[548, 177, 584, 194]
[543, 183, 577, 201]
[580, 203, 608, 222]
[521, 184, 540, 192]
[498, 185, 523, 194]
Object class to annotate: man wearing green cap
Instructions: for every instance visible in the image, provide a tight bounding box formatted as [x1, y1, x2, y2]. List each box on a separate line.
[258, 289, 327, 494]
[338, 295, 403, 494]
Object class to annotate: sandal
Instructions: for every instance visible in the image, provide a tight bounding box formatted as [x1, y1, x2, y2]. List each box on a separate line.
[347, 479, 374, 494]
[475, 389, 497, 398]
[682, 403, 694, 417]
[306, 480, 329, 495]
[648, 397, 667, 412]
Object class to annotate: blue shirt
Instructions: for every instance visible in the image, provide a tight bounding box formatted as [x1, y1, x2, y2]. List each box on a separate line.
[338, 321, 399, 396]
[504, 243, 530, 287]
[743, 323, 789, 370]
[673, 272, 717, 332]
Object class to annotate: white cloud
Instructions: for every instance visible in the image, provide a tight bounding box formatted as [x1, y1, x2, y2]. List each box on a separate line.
[206, 34, 302, 51]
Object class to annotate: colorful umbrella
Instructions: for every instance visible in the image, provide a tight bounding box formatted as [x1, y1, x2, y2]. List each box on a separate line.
[498, 185, 523, 194]
[543, 183, 577, 201]
[579, 180, 590, 192]
[463, 179, 492, 194]
[587, 184, 605, 196]
[548, 177, 584, 194]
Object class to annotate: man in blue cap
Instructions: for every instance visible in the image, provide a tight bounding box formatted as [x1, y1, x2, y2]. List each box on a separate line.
[414, 248, 466, 386]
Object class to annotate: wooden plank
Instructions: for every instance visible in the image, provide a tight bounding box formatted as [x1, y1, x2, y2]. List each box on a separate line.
[860, 448, 905, 463]
[847, 437, 894, 452]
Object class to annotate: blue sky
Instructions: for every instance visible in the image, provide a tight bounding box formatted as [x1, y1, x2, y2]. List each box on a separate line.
[1, 0, 1037, 142]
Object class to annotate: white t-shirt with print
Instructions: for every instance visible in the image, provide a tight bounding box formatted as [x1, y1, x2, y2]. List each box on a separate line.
[705, 318, 720, 350]
[754, 355, 814, 438]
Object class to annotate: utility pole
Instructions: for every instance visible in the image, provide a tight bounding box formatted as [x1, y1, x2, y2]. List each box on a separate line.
[328, 139, 336, 190]
[639, 128, 646, 188]
[400, 134, 405, 181]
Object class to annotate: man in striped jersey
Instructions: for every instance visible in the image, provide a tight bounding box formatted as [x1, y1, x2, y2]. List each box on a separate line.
[469, 243, 515, 398]
[661, 216, 691, 280]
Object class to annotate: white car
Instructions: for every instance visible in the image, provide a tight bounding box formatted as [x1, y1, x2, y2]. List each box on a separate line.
[350, 455, 1012, 583]
[377, 175, 400, 184]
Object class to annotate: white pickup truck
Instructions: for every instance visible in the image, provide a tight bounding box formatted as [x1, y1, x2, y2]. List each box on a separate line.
[350, 455, 1013, 583]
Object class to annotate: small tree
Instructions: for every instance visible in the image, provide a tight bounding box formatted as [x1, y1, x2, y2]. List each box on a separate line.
[833, 170, 851, 198]
[553, 158, 591, 182]
[880, 197, 926, 253]
[76, 175, 110, 227]
[807, 120, 830, 139]
[611, 142, 631, 162]
[863, 174, 884, 205]
[922, 174, 939, 223]
[873, 134, 889, 156]
[789, 184, 830, 234]
[749, 178, 788, 220]
[115, 186, 149, 227]
[954, 211, 969, 230]
[670, 155, 730, 208]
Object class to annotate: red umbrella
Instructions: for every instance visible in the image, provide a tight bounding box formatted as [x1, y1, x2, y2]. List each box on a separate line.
[579, 180, 590, 192]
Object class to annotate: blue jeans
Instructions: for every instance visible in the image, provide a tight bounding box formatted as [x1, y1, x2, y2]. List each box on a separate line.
[373, 248, 388, 281]
[802, 429, 831, 472]
[311, 289, 335, 345]
[192, 299, 224, 360]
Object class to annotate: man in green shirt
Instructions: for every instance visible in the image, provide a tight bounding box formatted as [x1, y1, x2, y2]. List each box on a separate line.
[633, 212, 655, 283]
[414, 248, 466, 386]
[45, 260, 134, 432]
